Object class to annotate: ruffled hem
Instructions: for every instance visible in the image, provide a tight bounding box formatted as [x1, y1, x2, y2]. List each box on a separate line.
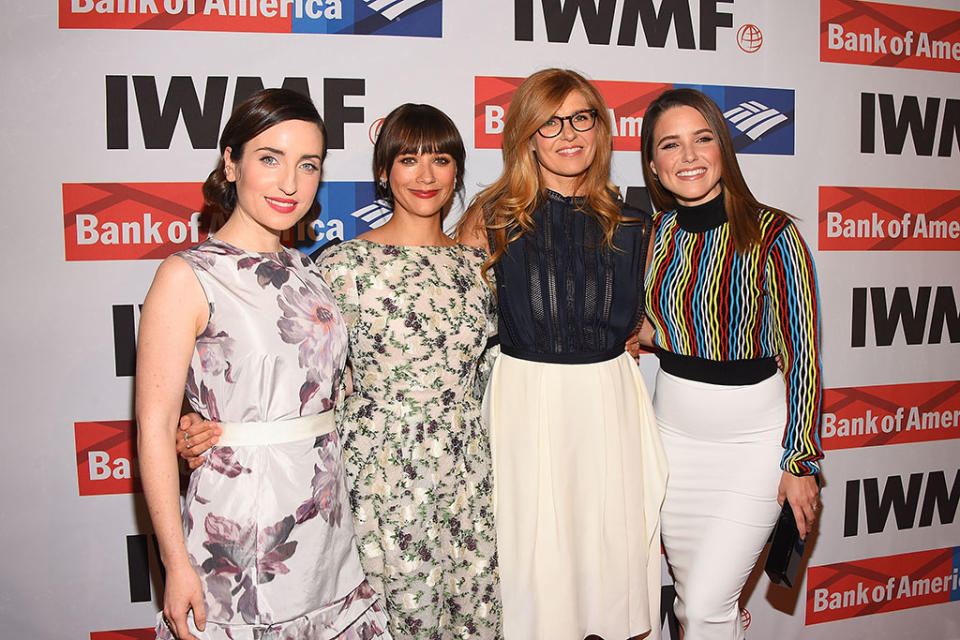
[156, 581, 391, 640]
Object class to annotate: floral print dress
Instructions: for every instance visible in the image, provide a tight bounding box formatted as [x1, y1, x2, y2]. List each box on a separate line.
[318, 239, 502, 640]
[159, 237, 390, 640]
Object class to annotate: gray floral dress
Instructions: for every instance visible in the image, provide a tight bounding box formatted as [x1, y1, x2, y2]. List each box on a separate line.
[159, 237, 390, 640]
[318, 239, 502, 640]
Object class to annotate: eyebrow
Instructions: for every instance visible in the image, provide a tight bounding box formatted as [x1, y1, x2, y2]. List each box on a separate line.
[255, 146, 322, 161]
[656, 128, 714, 146]
[551, 108, 592, 117]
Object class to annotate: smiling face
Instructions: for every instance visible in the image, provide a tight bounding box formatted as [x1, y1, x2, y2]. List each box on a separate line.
[531, 91, 598, 195]
[648, 105, 723, 207]
[384, 150, 457, 221]
[223, 118, 325, 234]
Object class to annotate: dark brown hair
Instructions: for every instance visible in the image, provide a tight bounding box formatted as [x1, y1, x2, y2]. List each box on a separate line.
[373, 103, 466, 204]
[202, 88, 327, 216]
[640, 87, 790, 252]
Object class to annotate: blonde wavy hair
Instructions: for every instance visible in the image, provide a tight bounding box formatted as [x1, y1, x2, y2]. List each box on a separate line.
[458, 69, 623, 287]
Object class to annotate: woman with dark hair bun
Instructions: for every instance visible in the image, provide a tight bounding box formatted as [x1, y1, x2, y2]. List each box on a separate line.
[640, 87, 823, 640]
[136, 88, 389, 640]
[317, 103, 502, 639]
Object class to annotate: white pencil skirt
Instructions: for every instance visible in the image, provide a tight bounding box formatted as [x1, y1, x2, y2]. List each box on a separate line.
[485, 352, 668, 640]
[653, 370, 786, 640]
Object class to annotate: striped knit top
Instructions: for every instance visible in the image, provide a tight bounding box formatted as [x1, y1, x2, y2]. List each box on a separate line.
[644, 194, 823, 475]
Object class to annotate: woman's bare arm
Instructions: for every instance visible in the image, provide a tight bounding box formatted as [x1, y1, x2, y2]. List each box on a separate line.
[136, 256, 209, 640]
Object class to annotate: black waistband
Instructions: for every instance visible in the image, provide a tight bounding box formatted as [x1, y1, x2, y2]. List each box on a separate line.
[658, 350, 778, 385]
[500, 342, 626, 365]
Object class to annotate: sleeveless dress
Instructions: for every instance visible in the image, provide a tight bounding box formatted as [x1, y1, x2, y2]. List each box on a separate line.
[157, 237, 390, 640]
[485, 192, 668, 640]
[317, 239, 502, 640]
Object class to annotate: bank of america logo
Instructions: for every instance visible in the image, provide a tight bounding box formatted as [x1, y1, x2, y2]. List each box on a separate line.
[365, 0, 431, 20]
[351, 199, 393, 229]
[677, 84, 794, 155]
[293, 0, 442, 36]
[724, 101, 788, 140]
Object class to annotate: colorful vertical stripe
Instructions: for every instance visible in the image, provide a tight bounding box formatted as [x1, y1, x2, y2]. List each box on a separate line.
[645, 209, 823, 474]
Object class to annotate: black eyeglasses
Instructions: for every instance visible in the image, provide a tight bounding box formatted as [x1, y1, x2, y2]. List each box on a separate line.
[537, 109, 598, 138]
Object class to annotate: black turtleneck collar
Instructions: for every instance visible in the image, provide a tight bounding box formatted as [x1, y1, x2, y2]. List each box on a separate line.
[675, 191, 726, 233]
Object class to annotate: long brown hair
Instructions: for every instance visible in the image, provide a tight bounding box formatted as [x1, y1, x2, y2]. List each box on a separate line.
[459, 68, 622, 283]
[640, 88, 790, 252]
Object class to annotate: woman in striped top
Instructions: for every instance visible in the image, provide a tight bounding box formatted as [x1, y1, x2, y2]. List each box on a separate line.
[640, 88, 822, 640]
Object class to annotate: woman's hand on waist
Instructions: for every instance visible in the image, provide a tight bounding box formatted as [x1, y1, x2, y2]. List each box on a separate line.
[176, 413, 221, 471]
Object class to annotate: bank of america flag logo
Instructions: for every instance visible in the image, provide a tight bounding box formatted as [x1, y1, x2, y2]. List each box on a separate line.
[725, 101, 788, 140]
[300, 183, 396, 258]
[351, 199, 393, 229]
[678, 84, 795, 155]
[366, 0, 431, 20]
[293, 0, 442, 36]
[349, 0, 441, 36]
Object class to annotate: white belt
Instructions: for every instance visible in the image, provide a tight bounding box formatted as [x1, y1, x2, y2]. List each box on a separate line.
[217, 411, 336, 447]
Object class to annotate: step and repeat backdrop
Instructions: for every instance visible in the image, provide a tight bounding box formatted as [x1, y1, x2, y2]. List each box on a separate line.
[1, 0, 958, 638]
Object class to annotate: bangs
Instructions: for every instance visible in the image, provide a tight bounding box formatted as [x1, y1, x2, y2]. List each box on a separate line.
[390, 113, 463, 159]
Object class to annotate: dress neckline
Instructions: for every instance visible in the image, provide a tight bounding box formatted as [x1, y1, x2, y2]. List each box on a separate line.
[545, 189, 586, 206]
[355, 237, 466, 250]
[207, 235, 289, 258]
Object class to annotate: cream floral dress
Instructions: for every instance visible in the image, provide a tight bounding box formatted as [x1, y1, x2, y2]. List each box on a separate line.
[318, 239, 502, 640]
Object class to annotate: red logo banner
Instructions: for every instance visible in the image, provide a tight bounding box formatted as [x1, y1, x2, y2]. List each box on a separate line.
[63, 182, 209, 261]
[59, 0, 288, 32]
[819, 186, 960, 251]
[474, 76, 670, 151]
[806, 547, 959, 624]
[821, 380, 960, 450]
[821, 0, 960, 73]
[75, 420, 140, 496]
[90, 629, 155, 640]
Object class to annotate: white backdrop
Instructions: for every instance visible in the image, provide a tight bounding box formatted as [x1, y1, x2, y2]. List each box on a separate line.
[2, 1, 959, 638]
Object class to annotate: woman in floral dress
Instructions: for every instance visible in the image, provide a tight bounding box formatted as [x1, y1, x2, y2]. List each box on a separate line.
[178, 103, 502, 639]
[137, 89, 389, 640]
[317, 104, 501, 640]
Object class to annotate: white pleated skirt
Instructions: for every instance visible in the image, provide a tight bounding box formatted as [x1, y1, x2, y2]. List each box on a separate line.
[485, 352, 668, 640]
[653, 370, 786, 640]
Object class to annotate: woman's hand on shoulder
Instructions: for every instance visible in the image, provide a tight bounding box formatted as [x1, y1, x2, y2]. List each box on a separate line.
[455, 208, 490, 253]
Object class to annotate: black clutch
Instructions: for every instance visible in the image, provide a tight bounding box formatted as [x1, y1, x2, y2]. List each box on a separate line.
[764, 498, 806, 588]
